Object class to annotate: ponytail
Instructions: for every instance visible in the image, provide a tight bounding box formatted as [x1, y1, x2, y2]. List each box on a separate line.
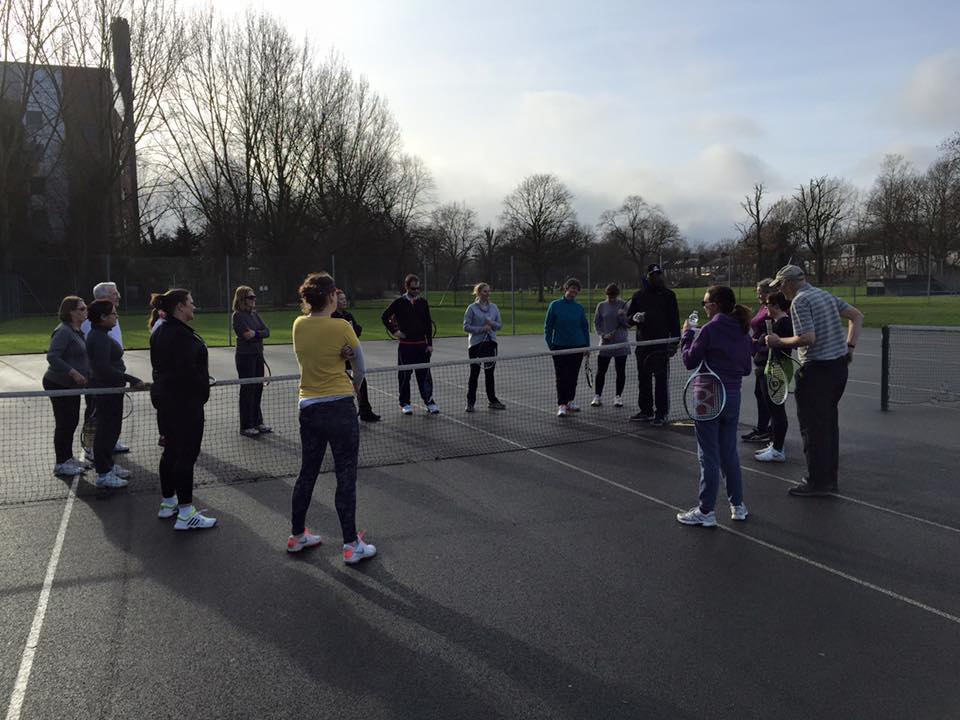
[706, 285, 752, 334]
[149, 288, 190, 326]
[732, 304, 752, 334]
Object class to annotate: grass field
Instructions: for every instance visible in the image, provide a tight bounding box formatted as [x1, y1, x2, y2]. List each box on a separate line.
[2, 288, 959, 354]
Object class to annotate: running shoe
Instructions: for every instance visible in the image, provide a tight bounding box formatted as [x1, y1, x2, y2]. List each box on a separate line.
[287, 530, 323, 553]
[557, 404, 568, 417]
[676, 507, 717, 527]
[240, 428, 259, 437]
[53, 459, 86, 476]
[113, 441, 130, 453]
[95, 470, 128, 489]
[488, 400, 507, 410]
[343, 532, 376, 565]
[591, 395, 602, 407]
[567, 401, 580, 412]
[401, 405, 413, 415]
[630, 412, 654, 422]
[111, 464, 132, 479]
[174, 508, 217, 530]
[464, 403, 475, 413]
[614, 396, 624, 407]
[426, 402, 440, 414]
[158, 499, 178, 519]
[730, 503, 748, 521]
[754, 447, 785, 463]
[257, 424, 272, 434]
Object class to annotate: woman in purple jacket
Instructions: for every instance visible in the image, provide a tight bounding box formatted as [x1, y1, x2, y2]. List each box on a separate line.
[676, 286, 753, 527]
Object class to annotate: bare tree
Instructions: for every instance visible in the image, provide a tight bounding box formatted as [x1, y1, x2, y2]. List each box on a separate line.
[865, 154, 917, 276]
[500, 173, 577, 302]
[792, 176, 851, 283]
[597, 195, 681, 285]
[377, 153, 434, 287]
[737, 183, 773, 278]
[473, 225, 504, 287]
[428, 201, 479, 302]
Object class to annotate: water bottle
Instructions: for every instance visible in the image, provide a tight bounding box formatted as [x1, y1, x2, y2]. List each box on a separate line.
[688, 311, 699, 329]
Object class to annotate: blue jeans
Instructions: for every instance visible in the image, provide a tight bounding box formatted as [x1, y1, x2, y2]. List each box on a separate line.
[694, 391, 743, 513]
[291, 398, 359, 543]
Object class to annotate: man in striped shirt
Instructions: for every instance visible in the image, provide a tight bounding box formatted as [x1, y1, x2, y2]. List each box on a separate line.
[766, 265, 864, 497]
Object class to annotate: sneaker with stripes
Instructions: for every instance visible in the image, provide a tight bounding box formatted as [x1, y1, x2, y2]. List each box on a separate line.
[287, 530, 323, 553]
[174, 508, 217, 530]
[343, 532, 376, 565]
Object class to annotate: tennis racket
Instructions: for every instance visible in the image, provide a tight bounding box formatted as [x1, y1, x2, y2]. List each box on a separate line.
[263, 358, 272, 386]
[584, 351, 594, 388]
[765, 351, 799, 405]
[683, 360, 727, 421]
[481, 331, 497, 370]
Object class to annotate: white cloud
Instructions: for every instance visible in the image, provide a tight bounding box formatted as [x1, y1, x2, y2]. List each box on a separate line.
[689, 112, 764, 139]
[900, 49, 960, 128]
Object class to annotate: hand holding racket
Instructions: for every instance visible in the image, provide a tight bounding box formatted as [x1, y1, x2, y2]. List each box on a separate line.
[683, 360, 727, 421]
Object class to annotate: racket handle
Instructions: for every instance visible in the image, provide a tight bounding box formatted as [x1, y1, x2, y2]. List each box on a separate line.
[764, 319, 773, 335]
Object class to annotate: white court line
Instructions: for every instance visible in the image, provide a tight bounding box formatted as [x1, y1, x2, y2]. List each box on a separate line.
[406, 390, 960, 627]
[5, 475, 79, 720]
[425, 374, 960, 536]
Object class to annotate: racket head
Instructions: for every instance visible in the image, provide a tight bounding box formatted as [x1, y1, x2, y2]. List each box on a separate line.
[122, 392, 134, 420]
[683, 364, 727, 421]
[263, 358, 272, 386]
[766, 359, 788, 405]
[584, 353, 594, 388]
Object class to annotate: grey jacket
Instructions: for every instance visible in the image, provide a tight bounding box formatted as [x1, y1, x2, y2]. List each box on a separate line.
[463, 302, 502, 347]
[85, 325, 141, 388]
[594, 299, 630, 357]
[233, 310, 270, 355]
[44, 323, 90, 387]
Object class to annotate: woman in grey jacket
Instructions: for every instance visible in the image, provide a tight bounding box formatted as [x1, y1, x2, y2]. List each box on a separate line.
[462, 282, 506, 412]
[232, 285, 271, 436]
[43, 296, 90, 476]
[592, 284, 629, 407]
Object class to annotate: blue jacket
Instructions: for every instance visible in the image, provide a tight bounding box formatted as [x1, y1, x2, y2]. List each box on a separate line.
[544, 297, 589, 350]
[680, 313, 752, 394]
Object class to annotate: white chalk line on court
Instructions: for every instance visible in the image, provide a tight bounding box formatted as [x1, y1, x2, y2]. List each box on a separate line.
[427, 375, 960, 537]
[408, 388, 960, 627]
[5, 475, 79, 720]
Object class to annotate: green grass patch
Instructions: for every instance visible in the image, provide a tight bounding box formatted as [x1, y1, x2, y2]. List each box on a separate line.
[3, 290, 959, 355]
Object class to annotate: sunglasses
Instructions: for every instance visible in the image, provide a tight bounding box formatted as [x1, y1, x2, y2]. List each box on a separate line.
[701, 300, 716, 306]
[245, 296, 256, 300]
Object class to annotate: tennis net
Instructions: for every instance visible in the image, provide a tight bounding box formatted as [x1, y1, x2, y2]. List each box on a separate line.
[881, 325, 960, 410]
[1, 340, 691, 505]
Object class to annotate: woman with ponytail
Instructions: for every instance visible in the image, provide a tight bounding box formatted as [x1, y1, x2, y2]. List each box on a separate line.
[149, 289, 216, 530]
[676, 285, 753, 527]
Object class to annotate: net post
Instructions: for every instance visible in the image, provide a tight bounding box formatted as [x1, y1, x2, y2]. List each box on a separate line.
[881, 325, 890, 412]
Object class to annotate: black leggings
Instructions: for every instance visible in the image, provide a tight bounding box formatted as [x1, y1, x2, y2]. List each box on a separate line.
[467, 341, 498, 405]
[157, 403, 204, 505]
[43, 379, 80, 464]
[236, 353, 265, 430]
[552, 351, 583, 406]
[758, 373, 788, 451]
[92, 393, 123, 474]
[595, 354, 626, 397]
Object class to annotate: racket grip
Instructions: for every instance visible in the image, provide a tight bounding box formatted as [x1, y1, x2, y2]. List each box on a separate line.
[764, 319, 773, 335]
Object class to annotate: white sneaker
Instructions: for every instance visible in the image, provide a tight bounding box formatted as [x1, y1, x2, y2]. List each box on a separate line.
[754, 447, 786, 463]
[730, 503, 748, 521]
[240, 428, 259, 437]
[401, 405, 413, 415]
[343, 532, 376, 565]
[111, 464, 132, 479]
[113, 441, 130, 453]
[676, 507, 717, 527]
[95, 471, 128, 488]
[257, 424, 272, 434]
[287, 530, 323, 553]
[53, 459, 85, 476]
[158, 499, 178, 519]
[174, 508, 217, 530]
[590, 395, 602, 407]
[426, 402, 440, 414]
[567, 400, 580, 412]
[557, 404, 568, 417]
[614, 395, 624, 407]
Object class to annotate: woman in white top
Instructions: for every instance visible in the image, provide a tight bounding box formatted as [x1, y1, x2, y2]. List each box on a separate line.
[462, 282, 506, 412]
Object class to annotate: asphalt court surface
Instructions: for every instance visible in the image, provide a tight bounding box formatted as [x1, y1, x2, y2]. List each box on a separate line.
[2, 329, 960, 718]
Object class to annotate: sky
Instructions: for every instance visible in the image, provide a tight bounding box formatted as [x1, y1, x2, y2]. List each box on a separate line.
[199, 0, 959, 244]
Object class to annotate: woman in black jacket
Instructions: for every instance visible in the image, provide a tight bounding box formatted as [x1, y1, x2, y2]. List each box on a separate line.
[150, 289, 216, 530]
[85, 299, 144, 488]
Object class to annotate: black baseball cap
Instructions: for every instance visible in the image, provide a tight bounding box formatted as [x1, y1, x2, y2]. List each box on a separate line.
[647, 264, 663, 274]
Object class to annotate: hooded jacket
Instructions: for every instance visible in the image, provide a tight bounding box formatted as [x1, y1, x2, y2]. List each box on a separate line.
[680, 313, 752, 394]
[625, 278, 680, 344]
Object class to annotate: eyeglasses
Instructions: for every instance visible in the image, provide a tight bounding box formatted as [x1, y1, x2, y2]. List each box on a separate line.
[701, 300, 716, 306]
[244, 296, 256, 300]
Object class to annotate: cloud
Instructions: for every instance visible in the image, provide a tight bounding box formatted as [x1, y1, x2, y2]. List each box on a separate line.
[693, 144, 783, 193]
[689, 112, 765, 139]
[900, 49, 960, 129]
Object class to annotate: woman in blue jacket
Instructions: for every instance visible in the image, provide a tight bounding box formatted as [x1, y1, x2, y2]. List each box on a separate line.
[544, 278, 590, 417]
[676, 285, 752, 527]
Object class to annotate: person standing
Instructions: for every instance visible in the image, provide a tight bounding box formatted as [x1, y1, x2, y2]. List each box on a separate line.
[625, 264, 680, 426]
[290, 272, 376, 563]
[150, 289, 216, 530]
[381, 274, 438, 415]
[232, 285, 271, 437]
[43, 296, 90, 476]
[676, 286, 753, 527]
[742, 279, 775, 444]
[592, 283, 629, 407]
[544, 278, 590, 417]
[85, 300, 145, 488]
[80, 281, 130, 457]
[766, 265, 863, 497]
[753, 292, 793, 463]
[462, 282, 507, 413]
[332, 289, 380, 422]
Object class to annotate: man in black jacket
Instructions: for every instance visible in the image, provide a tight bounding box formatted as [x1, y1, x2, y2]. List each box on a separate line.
[381, 274, 439, 414]
[334, 289, 380, 422]
[625, 264, 680, 425]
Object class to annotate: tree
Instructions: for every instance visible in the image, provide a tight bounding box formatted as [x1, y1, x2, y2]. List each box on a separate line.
[429, 201, 480, 302]
[865, 154, 917, 276]
[792, 176, 851, 283]
[472, 225, 504, 287]
[737, 183, 773, 278]
[597, 195, 681, 285]
[500, 173, 578, 302]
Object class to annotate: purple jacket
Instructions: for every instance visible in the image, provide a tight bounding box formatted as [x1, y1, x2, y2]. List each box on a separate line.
[681, 313, 752, 394]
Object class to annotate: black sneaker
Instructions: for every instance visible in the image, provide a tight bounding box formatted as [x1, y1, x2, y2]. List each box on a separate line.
[630, 412, 655, 422]
[650, 416, 666, 427]
[788, 482, 833, 497]
[464, 404, 475, 413]
[359, 411, 381, 422]
[741, 429, 769, 442]
[488, 400, 506, 410]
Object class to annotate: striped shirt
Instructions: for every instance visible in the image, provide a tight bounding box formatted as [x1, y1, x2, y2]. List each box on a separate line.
[790, 284, 849, 363]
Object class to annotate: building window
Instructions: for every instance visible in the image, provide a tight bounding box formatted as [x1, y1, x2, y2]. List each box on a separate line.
[30, 176, 46, 195]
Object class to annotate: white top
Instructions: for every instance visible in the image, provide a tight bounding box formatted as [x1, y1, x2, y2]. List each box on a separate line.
[81, 319, 123, 348]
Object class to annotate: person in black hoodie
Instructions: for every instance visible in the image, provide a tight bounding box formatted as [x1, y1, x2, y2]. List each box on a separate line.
[380, 274, 438, 415]
[85, 299, 145, 488]
[333, 289, 380, 422]
[149, 289, 216, 530]
[624, 264, 680, 425]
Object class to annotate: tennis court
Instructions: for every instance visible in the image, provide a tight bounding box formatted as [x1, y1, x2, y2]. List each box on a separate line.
[2, 329, 959, 719]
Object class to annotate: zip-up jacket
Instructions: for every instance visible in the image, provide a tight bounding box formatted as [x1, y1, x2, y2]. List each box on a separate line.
[150, 316, 210, 407]
[44, 323, 90, 387]
[544, 296, 589, 350]
[233, 310, 270, 355]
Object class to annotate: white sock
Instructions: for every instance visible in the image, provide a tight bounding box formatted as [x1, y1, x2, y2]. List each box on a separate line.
[178, 504, 195, 517]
